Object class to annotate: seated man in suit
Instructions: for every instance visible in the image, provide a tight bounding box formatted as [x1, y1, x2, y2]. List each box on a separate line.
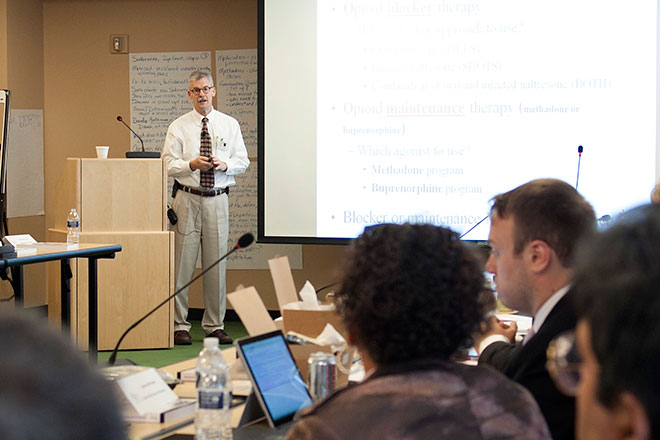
[564, 204, 660, 440]
[475, 178, 596, 440]
[0, 310, 126, 440]
[287, 223, 551, 440]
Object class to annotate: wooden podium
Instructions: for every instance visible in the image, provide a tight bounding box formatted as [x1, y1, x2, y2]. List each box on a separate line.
[47, 158, 174, 350]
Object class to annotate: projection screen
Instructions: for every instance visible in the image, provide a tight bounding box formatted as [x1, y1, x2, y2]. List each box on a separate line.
[259, 0, 659, 244]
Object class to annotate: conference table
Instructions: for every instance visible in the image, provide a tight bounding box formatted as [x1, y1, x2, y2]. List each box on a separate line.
[2, 242, 122, 361]
[129, 349, 293, 440]
[127, 321, 535, 440]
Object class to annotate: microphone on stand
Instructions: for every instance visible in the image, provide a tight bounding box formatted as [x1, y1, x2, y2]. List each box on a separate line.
[576, 145, 583, 190]
[116, 115, 161, 158]
[459, 214, 490, 240]
[315, 282, 338, 294]
[107, 233, 255, 366]
[462, 147, 585, 241]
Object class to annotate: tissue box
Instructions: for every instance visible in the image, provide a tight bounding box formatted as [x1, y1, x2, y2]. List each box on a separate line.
[282, 307, 346, 340]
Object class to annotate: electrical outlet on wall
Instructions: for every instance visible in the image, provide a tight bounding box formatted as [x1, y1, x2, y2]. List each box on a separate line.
[110, 35, 128, 54]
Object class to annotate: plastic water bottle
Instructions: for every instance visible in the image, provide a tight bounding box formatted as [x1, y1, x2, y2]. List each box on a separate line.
[66, 209, 80, 244]
[196, 337, 232, 440]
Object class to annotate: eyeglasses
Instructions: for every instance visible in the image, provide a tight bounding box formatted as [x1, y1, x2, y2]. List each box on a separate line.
[189, 86, 214, 95]
[546, 330, 582, 396]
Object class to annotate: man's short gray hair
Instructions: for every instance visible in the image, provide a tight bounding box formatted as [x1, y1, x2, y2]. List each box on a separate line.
[189, 70, 214, 87]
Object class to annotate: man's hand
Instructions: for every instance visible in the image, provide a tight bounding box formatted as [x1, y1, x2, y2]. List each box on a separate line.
[211, 156, 228, 172]
[189, 156, 213, 171]
[473, 315, 518, 352]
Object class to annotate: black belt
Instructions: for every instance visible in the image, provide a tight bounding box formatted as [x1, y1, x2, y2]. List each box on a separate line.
[173, 180, 229, 197]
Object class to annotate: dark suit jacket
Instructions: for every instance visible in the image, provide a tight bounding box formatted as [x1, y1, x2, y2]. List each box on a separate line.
[479, 293, 576, 440]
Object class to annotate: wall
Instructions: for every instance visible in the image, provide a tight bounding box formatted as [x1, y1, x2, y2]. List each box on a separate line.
[43, 0, 345, 310]
[0, 0, 7, 87]
[0, 0, 46, 306]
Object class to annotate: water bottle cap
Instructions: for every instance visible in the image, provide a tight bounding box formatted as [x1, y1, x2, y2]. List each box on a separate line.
[203, 337, 219, 348]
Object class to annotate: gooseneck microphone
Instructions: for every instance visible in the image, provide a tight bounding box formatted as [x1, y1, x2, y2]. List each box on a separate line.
[107, 233, 255, 365]
[576, 145, 583, 190]
[117, 115, 145, 152]
[459, 214, 490, 240]
[315, 282, 338, 294]
[116, 115, 161, 158]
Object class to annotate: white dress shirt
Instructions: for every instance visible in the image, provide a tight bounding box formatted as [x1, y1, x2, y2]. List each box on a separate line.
[162, 108, 249, 188]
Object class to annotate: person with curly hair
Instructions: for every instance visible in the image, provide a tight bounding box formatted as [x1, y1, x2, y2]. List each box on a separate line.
[286, 223, 550, 440]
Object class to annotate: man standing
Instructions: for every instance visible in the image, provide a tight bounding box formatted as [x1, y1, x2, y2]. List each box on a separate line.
[162, 71, 249, 345]
[475, 179, 595, 440]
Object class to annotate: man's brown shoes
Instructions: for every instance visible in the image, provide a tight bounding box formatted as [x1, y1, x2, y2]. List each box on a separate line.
[174, 329, 232, 345]
[174, 330, 192, 345]
[208, 329, 233, 344]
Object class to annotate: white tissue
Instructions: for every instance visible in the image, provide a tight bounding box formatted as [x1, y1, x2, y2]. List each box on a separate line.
[315, 323, 346, 346]
[298, 280, 320, 309]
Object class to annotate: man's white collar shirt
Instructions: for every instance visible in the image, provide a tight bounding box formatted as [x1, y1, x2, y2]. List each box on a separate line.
[162, 108, 250, 189]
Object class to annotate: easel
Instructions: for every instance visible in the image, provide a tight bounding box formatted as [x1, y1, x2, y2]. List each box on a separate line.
[0, 91, 17, 297]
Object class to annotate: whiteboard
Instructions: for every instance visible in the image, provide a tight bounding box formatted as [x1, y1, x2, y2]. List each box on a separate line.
[7, 109, 44, 218]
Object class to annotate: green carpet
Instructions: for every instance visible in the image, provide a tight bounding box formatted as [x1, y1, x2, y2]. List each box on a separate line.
[97, 321, 248, 367]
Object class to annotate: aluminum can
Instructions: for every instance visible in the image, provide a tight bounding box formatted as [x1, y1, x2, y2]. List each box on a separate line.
[308, 352, 336, 401]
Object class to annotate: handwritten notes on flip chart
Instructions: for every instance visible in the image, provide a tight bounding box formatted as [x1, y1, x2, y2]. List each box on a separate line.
[216, 49, 258, 156]
[129, 51, 211, 152]
[7, 110, 44, 217]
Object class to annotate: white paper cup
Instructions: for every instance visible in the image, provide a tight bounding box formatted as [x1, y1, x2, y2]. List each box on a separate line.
[95, 146, 109, 159]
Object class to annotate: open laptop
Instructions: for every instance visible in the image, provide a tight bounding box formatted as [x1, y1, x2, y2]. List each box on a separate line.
[235, 330, 313, 429]
[163, 331, 311, 440]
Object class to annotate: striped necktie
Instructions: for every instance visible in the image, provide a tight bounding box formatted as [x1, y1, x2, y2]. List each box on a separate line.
[200, 117, 214, 189]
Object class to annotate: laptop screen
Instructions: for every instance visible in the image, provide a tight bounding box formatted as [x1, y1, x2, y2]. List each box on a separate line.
[237, 331, 312, 426]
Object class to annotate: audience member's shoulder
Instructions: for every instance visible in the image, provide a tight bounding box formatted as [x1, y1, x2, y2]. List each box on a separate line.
[460, 363, 552, 439]
[0, 311, 127, 440]
[288, 363, 551, 440]
[285, 382, 367, 440]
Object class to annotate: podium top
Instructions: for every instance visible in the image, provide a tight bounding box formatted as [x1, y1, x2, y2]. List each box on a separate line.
[60, 158, 168, 233]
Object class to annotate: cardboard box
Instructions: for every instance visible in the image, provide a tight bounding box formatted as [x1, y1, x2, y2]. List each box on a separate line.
[268, 256, 299, 314]
[227, 286, 277, 336]
[282, 307, 347, 340]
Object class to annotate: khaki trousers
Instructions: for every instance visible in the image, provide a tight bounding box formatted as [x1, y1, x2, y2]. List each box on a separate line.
[172, 190, 229, 334]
